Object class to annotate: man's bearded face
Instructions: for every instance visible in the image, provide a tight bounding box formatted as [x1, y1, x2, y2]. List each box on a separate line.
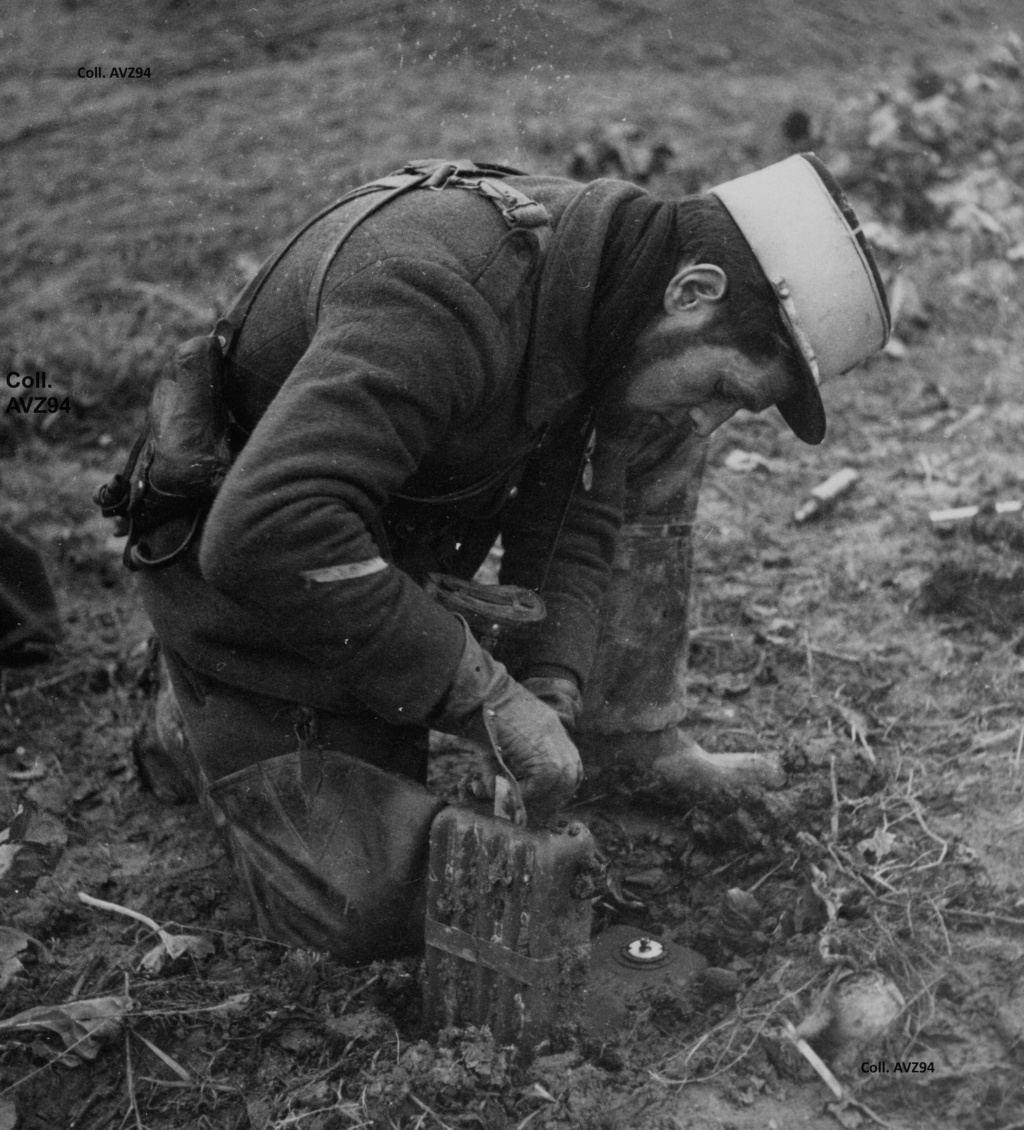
[606, 314, 798, 447]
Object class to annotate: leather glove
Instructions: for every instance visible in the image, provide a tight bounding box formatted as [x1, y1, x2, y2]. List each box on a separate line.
[520, 671, 583, 732]
[431, 620, 582, 819]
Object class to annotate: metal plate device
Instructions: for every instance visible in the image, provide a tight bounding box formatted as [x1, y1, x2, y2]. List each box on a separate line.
[422, 573, 601, 1055]
[423, 808, 602, 1055]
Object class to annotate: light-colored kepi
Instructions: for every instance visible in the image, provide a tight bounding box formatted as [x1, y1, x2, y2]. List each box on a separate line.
[711, 153, 891, 444]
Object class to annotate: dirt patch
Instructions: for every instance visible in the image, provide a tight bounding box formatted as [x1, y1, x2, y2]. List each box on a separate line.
[2, 4, 1024, 1129]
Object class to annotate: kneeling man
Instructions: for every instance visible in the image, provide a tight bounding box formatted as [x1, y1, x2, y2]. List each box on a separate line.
[102, 154, 889, 962]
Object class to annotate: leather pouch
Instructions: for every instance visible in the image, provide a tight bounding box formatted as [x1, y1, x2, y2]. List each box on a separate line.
[95, 334, 232, 569]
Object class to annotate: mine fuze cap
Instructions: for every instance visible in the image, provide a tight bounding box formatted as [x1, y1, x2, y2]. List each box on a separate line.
[710, 153, 891, 444]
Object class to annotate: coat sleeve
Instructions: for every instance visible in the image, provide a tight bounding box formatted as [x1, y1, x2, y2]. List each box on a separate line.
[498, 412, 624, 690]
[197, 253, 513, 725]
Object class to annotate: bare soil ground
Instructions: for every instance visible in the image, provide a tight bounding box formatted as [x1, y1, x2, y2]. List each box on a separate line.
[2, 3, 1024, 1128]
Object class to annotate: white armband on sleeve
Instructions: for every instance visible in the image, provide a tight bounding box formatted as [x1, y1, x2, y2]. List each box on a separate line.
[300, 557, 388, 583]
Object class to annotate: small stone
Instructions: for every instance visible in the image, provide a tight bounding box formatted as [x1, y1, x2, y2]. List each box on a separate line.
[700, 967, 742, 998]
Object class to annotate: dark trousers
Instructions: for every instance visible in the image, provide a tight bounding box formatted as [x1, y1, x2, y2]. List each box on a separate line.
[159, 646, 445, 963]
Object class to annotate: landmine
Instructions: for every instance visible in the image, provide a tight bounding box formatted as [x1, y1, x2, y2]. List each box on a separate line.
[585, 926, 707, 1042]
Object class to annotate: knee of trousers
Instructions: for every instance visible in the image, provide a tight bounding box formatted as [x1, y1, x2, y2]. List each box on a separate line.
[156, 648, 429, 784]
[209, 749, 448, 963]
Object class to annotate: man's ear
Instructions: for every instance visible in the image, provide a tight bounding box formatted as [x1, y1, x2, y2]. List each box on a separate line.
[664, 263, 728, 319]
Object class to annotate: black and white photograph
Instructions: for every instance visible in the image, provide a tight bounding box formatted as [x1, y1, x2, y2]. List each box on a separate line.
[1, 3, 1023, 1127]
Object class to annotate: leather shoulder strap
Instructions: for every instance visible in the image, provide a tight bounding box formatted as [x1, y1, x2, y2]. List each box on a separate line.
[217, 160, 552, 353]
[304, 161, 552, 326]
[215, 168, 435, 355]
[303, 179, 424, 329]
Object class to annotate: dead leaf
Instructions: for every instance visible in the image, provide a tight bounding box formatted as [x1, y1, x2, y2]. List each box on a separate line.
[141, 932, 214, 973]
[0, 803, 30, 842]
[20, 809, 67, 846]
[0, 844, 19, 885]
[712, 671, 754, 698]
[0, 801, 67, 897]
[971, 727, 1019, 752]
[0, 926, 44, 992]
[826, 1099, 865, 1129]
[602, 871, 647, 911]
[623, 867, 672, 891]
[209, 992, 250, 1015]
[278, 1025, 320, 1054]
[835, 704, 875, 763]
[0, 841, 63, 897]
[0, 995, 131, 1061]
[325, 1008, 392, 1044]
[0, 956, 25, 992]
[858, 827, 897, 862]
[0, 926, 30, 962]
[724, 449, 771, 474]
[246, 1099, 272, 1130]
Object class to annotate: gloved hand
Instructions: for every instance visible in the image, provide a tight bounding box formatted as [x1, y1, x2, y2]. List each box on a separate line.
[520, 670, 583, 732]
[431, 620, 582, 820]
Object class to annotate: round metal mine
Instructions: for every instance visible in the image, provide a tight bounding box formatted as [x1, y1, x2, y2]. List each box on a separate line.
[619, 936, 668, 966]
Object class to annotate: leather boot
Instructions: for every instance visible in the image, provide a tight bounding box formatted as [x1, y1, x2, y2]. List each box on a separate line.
[208, 749, 446, 963]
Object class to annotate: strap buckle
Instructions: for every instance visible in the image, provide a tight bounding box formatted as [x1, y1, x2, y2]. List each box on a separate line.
[464, 176, 550, 230]
[398, 160, 551, 231]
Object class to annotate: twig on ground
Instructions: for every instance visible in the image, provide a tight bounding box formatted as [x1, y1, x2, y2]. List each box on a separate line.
[747, 860, 787, 892]
[66, 1086, 106, 1129]
[409, 1094, 456, 1130]
[903, 796, 949, 867]
[124, 1001, 143, 1130]
[79, 892, 164, 937]
[131, 1031, 191, 1083]
[781, 1017, 844, 1099]
[943, 908, 1024, 929]
[782, 1021, 907, 1130]
[926, 896, 953, 956]
[655, 970, 824, 1085]
[840, 1098, 906, 1130]
[803, 626, 816, 696]
[9, 663, 93, 699]
[829, 755, 840, 842]
[124, 1035, 142, 1130]
[78, 891, 211, 970]
[337, 973, 380, 1015]
[132, 995, 250, 1020]
[892, 972, 944, 1056]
